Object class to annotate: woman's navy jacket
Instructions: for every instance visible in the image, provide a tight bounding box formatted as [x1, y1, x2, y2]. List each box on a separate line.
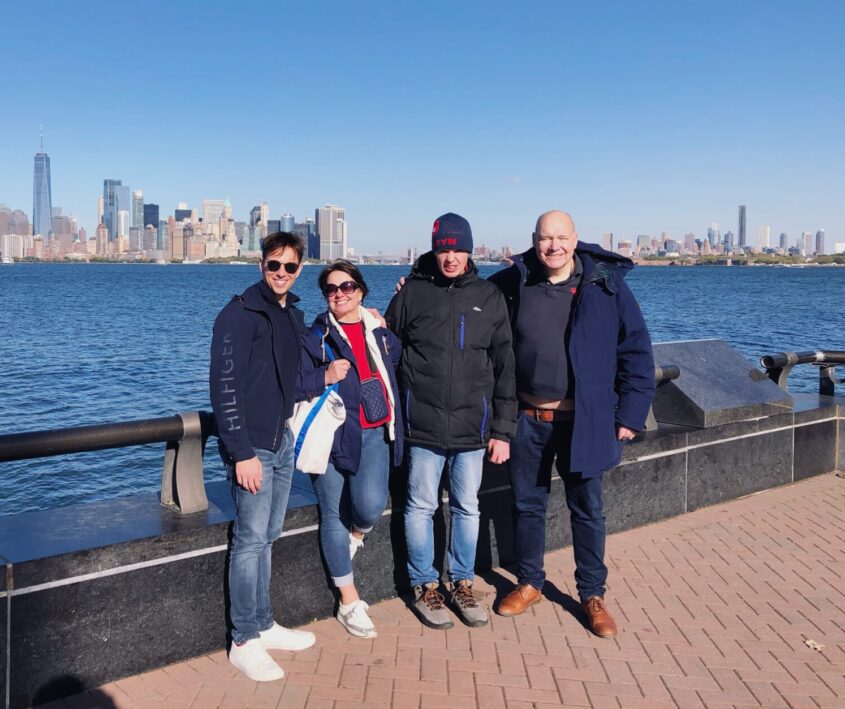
[488, 243, 655, 473]
[302, 311, 405, 473]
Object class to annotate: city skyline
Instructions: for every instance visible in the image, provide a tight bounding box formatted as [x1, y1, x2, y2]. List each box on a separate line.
[1, 2, 843, 250]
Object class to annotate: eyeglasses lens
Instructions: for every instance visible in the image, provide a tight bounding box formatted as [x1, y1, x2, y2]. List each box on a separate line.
[265, 260, 299, 274]
[324, 281, 359, 297]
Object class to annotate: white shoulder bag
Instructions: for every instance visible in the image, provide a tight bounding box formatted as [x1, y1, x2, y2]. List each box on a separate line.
[290, 341, 346, 474]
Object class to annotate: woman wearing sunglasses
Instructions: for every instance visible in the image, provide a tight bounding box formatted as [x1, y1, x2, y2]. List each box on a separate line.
[304, 260, 404, 638]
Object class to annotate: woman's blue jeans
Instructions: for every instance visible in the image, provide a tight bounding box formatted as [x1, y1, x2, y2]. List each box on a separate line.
[227, 428, 294, 645]
[404, 445, 485, 588]
[508, 413, 608, 602]
[311, 426, 390, 587]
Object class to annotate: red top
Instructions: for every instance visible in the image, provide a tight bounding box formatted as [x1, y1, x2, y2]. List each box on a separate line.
[339, 321, 391, 428]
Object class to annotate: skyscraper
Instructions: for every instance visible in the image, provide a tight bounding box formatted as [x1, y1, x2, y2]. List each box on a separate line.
[202, 199, 226, 233]
[144, 203, 160, 228]
[32, 129, 53, 238]
[117, 210, 130, 238]
[103, 180, 130, 241]
[132, 191, 144, 229]
[738, 206, 747, 248]
[707, 223, 720, 248]
[316, 205, 347, 260]
[294, 219, 318, 259]
[815, 229, 825, 255]
[779, 232, 788, 250]
[281, 213, 295, 232]
[250, 203, 270, 236]
[801, 232, 813, 255]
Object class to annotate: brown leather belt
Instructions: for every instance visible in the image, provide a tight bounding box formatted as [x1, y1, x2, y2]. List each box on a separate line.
[521, 407, 574, 422]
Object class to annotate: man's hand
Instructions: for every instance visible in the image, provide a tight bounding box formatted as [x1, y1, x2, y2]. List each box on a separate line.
[365, 307, 387, 328]
[325, 358, 351, 385]
[394, 276, 406, 293]
[487, 438, 510, 464]
[235, 456, 263, 494]
[617, 425, 637, 441]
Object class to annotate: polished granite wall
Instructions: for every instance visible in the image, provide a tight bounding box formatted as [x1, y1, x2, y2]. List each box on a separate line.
[1, 394, 841, 707]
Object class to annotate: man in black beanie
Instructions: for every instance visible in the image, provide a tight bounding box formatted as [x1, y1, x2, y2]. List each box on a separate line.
[386, 212, 516, 630]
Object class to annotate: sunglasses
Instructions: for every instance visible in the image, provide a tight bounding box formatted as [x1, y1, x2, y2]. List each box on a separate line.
[323, 281, 360, 297]
[264, 259, 299, 274]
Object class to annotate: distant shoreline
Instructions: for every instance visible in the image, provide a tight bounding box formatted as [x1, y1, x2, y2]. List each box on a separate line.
[2, 259, 843, 268]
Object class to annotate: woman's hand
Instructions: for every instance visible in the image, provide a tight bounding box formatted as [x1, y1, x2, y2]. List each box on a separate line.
[325, 358, 352, 385]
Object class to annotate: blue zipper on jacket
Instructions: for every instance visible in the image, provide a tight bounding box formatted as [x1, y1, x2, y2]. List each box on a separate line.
[480, 395, 488, 443]
[459, 314, 465, 350]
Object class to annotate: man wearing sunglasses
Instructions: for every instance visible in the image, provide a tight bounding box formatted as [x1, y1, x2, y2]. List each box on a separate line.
[210, 231, 348, 681]
[386, 212, 516, 630]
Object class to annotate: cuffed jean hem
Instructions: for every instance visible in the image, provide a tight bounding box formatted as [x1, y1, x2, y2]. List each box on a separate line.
[332, 572, 354, 587]
[409, 575, 440, 588]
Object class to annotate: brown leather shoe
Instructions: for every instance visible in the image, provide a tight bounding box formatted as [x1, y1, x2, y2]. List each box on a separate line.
[581, 596, 618, 637]
[496, 583, 542, 616]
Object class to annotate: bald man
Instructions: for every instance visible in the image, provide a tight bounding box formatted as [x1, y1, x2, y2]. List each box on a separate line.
[488, 211, 654, 637]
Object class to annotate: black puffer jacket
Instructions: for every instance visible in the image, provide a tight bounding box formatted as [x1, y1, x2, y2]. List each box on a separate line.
[385, 251, 517, 450]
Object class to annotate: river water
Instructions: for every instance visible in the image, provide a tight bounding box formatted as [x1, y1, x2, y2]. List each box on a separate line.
[1, 261, 843, 514]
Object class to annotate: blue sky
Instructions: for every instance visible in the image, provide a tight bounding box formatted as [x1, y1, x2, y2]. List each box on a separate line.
[2, 1, 842, 252]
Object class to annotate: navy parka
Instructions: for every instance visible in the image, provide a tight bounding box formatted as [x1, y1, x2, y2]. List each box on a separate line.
[488, 243, 655, 473]
[303, 311, 405, 473]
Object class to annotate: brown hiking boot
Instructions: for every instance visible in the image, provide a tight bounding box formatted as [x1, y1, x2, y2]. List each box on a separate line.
[496, 583, 542, 616]
[582, 596, 617, 637]
[412, 582, 453, 630]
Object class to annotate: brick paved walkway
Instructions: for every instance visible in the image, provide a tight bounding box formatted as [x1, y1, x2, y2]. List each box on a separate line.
[52, 472, 845, 708]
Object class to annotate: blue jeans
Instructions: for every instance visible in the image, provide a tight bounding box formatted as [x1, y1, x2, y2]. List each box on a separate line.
[508, 413, 607, 602]
[311, 426, 391, 587]
[405, 445, 485, 588]
[228, 428, 294, 645]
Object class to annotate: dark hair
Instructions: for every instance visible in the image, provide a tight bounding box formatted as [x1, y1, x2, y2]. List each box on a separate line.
[261, 231, 305, 261]
[318, 259, 369, 300]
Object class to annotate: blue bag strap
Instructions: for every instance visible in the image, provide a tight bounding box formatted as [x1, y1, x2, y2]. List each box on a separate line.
[294, 327, 338, 460]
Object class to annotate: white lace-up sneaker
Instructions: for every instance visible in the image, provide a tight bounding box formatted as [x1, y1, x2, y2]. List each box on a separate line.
[260, 622, 316, 651]
[337, 600, 377, 638]
[229, 638, 285, 681]
[349, 533, 365, 560]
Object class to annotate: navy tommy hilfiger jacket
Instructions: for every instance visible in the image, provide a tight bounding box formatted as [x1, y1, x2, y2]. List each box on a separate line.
[488, 243, 655, 473]
[209, 280, 325, 464]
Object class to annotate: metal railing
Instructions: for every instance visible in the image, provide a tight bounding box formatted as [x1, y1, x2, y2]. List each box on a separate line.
[760, 350, 845, 396]
[643, 364, 680, 431]
[0, 363, 683, 511]
[0, 411, 215, 514]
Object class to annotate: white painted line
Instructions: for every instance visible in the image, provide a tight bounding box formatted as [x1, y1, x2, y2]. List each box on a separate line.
[618, 417, 838, 466]
[2, 521, 325, 598]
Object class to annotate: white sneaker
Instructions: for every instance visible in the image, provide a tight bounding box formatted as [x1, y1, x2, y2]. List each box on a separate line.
[260, 622, 316, 651]
[349, 533, 364, 560]
[337, 600, 377, 638]
[229, 638, 285, 681]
